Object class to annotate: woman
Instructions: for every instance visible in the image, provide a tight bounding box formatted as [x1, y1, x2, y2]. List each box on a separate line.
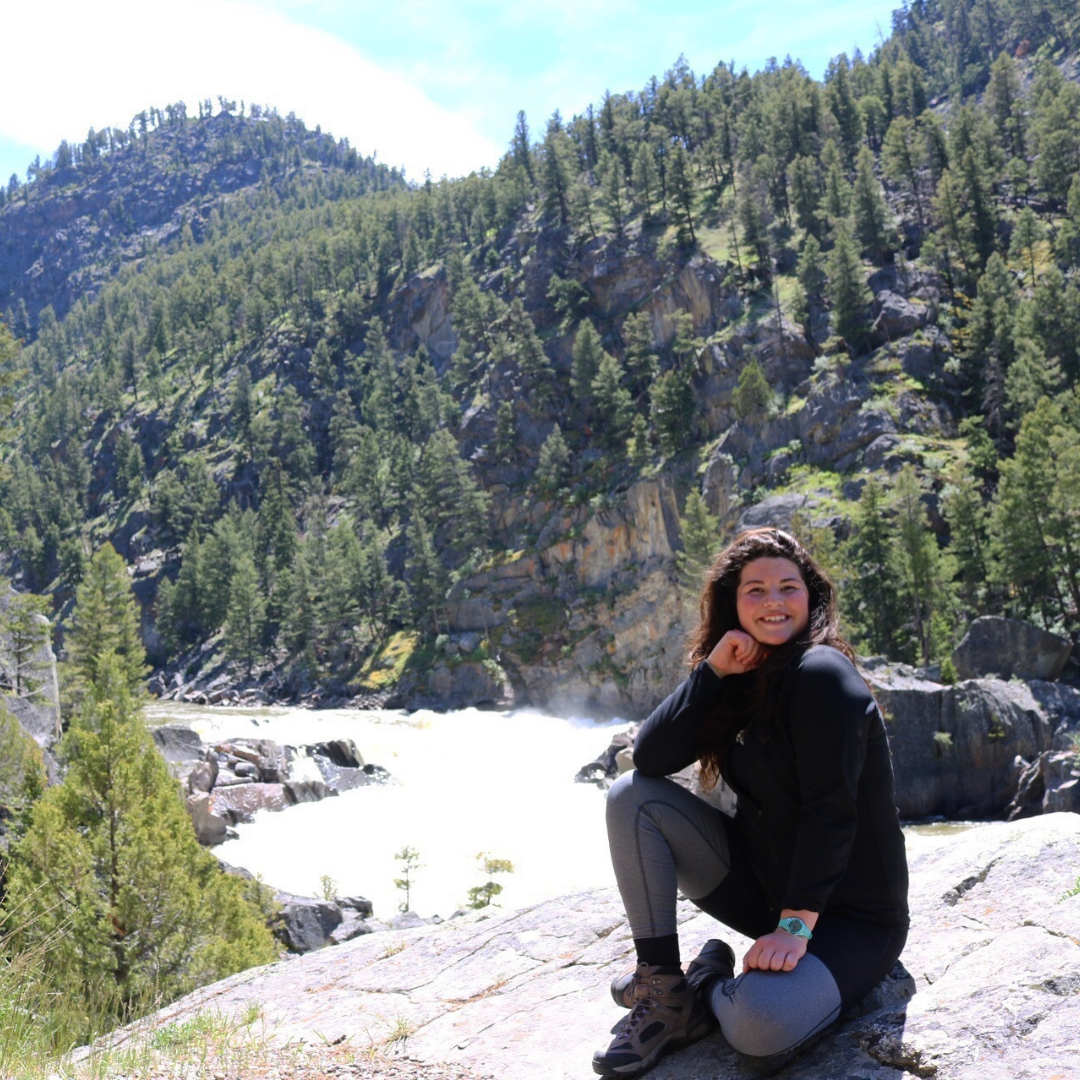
[593, 528, 909, 1077]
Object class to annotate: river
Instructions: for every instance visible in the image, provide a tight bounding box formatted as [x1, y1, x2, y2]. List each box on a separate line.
[146, 701, 627, 922]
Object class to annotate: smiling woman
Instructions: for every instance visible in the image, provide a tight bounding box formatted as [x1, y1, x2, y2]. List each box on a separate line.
[593, 528, 909, 1077]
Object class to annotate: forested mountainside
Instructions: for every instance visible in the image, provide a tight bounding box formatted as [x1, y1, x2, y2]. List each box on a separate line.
[2, 0, 1080, 715]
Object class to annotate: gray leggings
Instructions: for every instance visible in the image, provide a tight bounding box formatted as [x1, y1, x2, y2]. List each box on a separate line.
[606, 771, 905, 1058]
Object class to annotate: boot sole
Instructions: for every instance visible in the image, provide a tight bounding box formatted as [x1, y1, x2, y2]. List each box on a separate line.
[591, 1013, 717, 1077]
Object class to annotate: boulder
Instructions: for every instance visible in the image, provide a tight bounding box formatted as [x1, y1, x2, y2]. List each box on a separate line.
[151, 724, 203, 763]
[953, 616, 1073, 681]
[1008, 749, 1080, 818]
[109, 814, 1080, 1080]
[868, 667, 1063, 818]
[870, 290, 927, 344]
[274, 893, 344, 953]
[210, 782, 292, 825]
[185, 792, 228, 846]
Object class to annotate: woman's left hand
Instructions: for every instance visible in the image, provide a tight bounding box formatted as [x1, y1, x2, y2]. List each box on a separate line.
[742, 930, 808, 973]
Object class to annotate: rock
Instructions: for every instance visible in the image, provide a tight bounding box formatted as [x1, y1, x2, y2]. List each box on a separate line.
[328, 910, 375, 946]
[274, 893, 344, 953]
[1008, 749, 1080, 818]
[185, 792, 228, 846]
[869, 290, 927, 344]
[210, 782, 291, 824]
[736, 493, 819, 532]
[953, 616, 1074, 681]
[111, 815, 1080, 1080]
[869, 667, 1061, 818]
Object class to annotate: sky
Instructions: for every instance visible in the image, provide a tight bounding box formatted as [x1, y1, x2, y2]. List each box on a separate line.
[1, 0, 900, 186]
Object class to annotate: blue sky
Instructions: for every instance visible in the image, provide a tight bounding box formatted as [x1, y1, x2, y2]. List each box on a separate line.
[1, 0, 900, 186]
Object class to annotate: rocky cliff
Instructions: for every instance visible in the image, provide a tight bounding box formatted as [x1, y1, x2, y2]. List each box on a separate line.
[85, 813, 1080, 1080]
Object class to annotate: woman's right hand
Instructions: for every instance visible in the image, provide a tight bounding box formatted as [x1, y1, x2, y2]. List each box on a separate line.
[707, 630, 767, 676]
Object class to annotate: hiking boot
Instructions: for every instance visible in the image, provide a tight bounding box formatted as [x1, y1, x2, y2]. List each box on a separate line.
[609, 965, 638, 1009]
[592, 964, 716, 1077]
[685, 938, 736, 999]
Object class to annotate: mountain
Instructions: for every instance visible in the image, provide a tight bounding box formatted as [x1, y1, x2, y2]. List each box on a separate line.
[2, 0, 1080, 715]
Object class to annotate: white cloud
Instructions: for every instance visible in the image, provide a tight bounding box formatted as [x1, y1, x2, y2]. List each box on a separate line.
[2, 0, 502, 179]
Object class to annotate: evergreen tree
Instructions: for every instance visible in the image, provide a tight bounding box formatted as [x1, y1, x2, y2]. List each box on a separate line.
[842, 477, 901, 657]
[889, 466, 957, 664]
[826, 227, 872, 353]
[5, 656, 277, 1026]
[733, 358, 772, 419]
[852, 146, 893, 263]
[676, 489, 722, 594]
[667, 144, 697, 245]
[622, 311, 659, 394]
[941, 468, 990, 616]
[650, 367, 695, 456]
[590, 351, 633, 451]
[570, 321, 605, 409]
[989, 393, 1080, 632]
[628, 414, 650, 467]
[1009, 207, 1043, 283]
[535, 425, 571, 491]
[0, 583, 51, 700]
[64, 544, 148, 709]
[224, 552, 267, 678]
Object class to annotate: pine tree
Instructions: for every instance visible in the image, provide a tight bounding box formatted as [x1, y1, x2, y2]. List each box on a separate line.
[622, 311, 659, 394]
[0, 582, 51, 699]
[5, 657, 278, 1025]
[590, 351, 633, 451]
[941, 468, 990, 616]
[224, 552, 267, 678]
[989, 393, 1080, 631]
[571, 321, 605, 408]
[826, 227, 872, 353]
[535, 425, 571, 491]
[733, 358, 771, 419]
[1009, 207, 1043, 283]
[667, 144, 697, 245]
[676, 489, 722, 594]
[650, 367, 695, 456]
[853, 146, 893, 263]
[64, 544, 148, 710]
[890, 467, 957, 664]
[842, 477, 902, 657]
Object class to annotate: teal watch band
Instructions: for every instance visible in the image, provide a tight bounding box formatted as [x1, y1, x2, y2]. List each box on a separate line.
[777, 917, 812, 940]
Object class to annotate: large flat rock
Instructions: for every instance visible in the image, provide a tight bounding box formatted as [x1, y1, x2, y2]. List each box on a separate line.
[99, 814, 1080, 1079]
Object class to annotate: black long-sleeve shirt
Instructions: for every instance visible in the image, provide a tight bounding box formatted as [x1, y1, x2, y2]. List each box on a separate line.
[633, 645, 908, 925]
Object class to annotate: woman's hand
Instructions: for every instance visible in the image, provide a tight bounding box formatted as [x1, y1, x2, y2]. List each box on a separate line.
[707, 630, 767, 677]
[742, 930, 808, 973]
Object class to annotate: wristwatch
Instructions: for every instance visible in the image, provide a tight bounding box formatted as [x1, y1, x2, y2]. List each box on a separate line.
[777, 917, 812, 940]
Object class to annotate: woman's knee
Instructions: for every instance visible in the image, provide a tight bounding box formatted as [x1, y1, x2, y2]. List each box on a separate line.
[710, 962, 841, 1058]
[605, 770, 676, 818]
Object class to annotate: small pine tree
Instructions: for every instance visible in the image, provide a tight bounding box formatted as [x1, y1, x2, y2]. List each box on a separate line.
[466, 852, 514, 909]
[733, 358, 772, 419]
[852, 146, 893, 263]
[650, 368, 695, 457]
[63, 544, 148, 715]
[628, 414, 651, 467]
[826, 227, 872, 353]
[224, 552, 268, 679]
[535, 425, 571, 491]
[393, 845, 423, 913]
[676, 490, 722, 594]
[590, 352, 633, 451]
[6, 657, 278, 1025]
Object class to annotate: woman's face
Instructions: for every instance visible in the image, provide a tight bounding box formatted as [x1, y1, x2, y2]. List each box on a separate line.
[735, 557, 810, 647]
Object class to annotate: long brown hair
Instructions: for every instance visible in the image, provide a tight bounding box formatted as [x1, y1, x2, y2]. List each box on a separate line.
[686, 528, 854, 789]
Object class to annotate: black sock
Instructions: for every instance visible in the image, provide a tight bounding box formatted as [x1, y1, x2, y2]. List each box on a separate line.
[633, 934, 681, 968]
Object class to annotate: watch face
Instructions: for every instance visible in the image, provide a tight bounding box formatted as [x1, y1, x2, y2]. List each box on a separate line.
[787, 918, 804, 934]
